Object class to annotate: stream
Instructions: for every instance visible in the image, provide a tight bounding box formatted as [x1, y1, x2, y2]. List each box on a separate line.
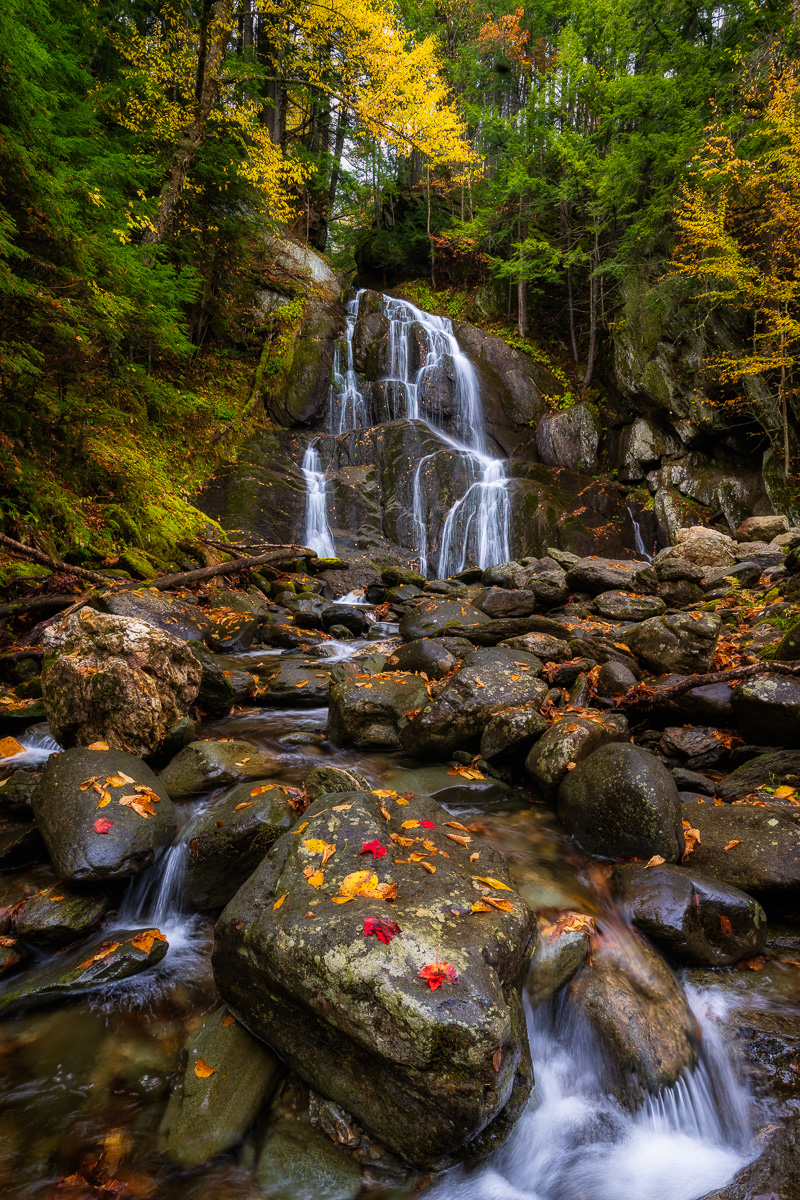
[0, 673, 771, 1200]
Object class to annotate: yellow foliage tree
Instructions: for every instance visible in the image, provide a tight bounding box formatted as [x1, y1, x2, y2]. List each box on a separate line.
[102, 0, 473, 246]
[671, 60, 800, 475]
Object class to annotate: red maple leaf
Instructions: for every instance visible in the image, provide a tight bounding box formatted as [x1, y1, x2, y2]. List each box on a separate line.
[419, 820, 435, 829]
[93, 818, 113, 834]
[418, 957, 459, 990]
[360, 840, 387, 858]
[364, 918, 401, 944]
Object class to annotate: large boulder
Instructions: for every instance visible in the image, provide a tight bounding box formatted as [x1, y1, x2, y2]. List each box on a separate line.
[736, 514, 789, 542]
[473, 588, 538, 618]
[715, 750, 800, 803]
[399, 647, 547, 759]
[525, 713, 627, 801]
[328, 674, 429, 749]
[623, 612, 721, 675]
[385, 637, 470, 680]
[565, 558, 658, 596]
[657, 527, 737, 568]
[592, 591, 666, 622]
[557, 743, 685, 862]
[32, 747, 178, 883]
[158, 739, 282, 801]
[398, 598, 490, 641]
[213, 789, 536, 1169]
[42, 610, 201, 757]
[732, 676, 800, 748]
[569, 937, 698, 1098]
[679, 801, 800, 892]
[535, 404, 600, 474]
[15, 882, 107, 947]
[611, 863, 766, 967]
[97, 589, 211, 642]
[161, 1005, 283, 1168]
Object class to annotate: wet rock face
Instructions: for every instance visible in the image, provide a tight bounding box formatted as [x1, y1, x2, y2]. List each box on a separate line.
[592, 590, 666, 621]
[328, 673, 429, 749]
[32, 747, 178, 883]
[557, 743, 685, 862]
[158, 739, 282, 801]
[732, 676, 800, 748]
[715, 750, 800, 803]
[535, 404, 600, 474]
[351, 290, 390, 376]
[565, 557, 658, 596]
[97, 589, 210, 642]
[385, 637, 470, 680]
[213, 790, 536, 1170]
[680, 801, 800, 892]
[611, 863, 766, 967]
[569, 937, 698, 1098]
[657, 527, 738, 568]
[15, 883, 107, 947]
[525, 714, 628, 801]
[398, 597, 491, 641]
[399, 646, 547, 759]
[623, 611, 721, 675]
[42, 610, 201, 758]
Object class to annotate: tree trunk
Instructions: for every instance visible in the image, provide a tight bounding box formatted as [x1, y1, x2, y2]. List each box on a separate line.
[582, 228, 600, 393]
[328, 106, 348, 211]
[142, 0, 235, 245]
[517, 203, 528, 337]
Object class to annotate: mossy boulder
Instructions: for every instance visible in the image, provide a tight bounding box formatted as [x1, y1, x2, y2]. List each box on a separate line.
[158, 739, 282, 801]
[328, 673, 429, 749]
[15, 882, 107, 947]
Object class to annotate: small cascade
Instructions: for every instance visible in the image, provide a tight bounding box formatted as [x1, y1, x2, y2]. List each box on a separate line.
[628, 504, 653, 562]
[119, 839, 187, 927]
[301, 442, 336, 558]
[322, 290, 510, 576]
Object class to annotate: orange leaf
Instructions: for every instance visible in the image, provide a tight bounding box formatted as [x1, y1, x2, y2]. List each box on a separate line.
[446, 833, 471, 847]
[482, 897, 513, 912]
[307, 869, 324, 888]
[472, 901, 492, 913]
[119, 792, 158, 819]
[719, 915, 733, 937]
[194, 1058, 215, 1078]
[446, 764, 484, 780]
[723, 840, 741, 851]
[645, 855, 666, 868]
[86, 741, 110, 751]
[0, 737, 24, 758]
[222, 1014, 236, 1029]
[273, 893, 288, 910]
[681, 821, 701, 861]
[421, 861, 436, 873]
[401, 820, 420, 829]
[291, 822, 310, 835]
[250, 785, 273, 796]
[418, 960, 459, 990]
[474, 876, 512, 891]
[78, 940, 120, 970]
[131, 929, 166, 954]
[96, 790, 111, 809]
[469, 852, 480, 862]
[295, 681, 309, 688]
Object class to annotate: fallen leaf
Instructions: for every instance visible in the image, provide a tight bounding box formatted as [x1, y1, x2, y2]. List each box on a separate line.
[493, 1048, 502, 1072]
[447, 764, 484, 780]
[419, 820, 435, 829]
[719, 915, 733, 937]
[723, 840, 741, 851]
[222, 1013, 236, 1028]
[251, 785, 274, 796]
[291, 822, 310, 835]
[482, 897, 513, 912]
[774, 785, 796, 800]
[361, 840, 387, 858]
[418, 960, 459, 990]
[682, 821, 701, 861]
[445, 821, 471, 832]
[736, 954, 769, 971]
[321, 843, 336, 866]
[379, 804, 392, 820]
[0, 737, 24, 758]
[105, 773, 131, 788]
[131, 929, 166, 953]
[331, 803, 353, 811]
[295, 681, 309, 688]
[469, 852, 480, 862]
[374, 789, 399, 798]
[645, 855, 666, 868]
[446, 833, 471, 847]
[79, 776, 99, 792]
[472, 901, 493, 913]
[273, 893, 288, 910]
[306, 869, 324, 888]
[194, 1058, 215, 1078]
[390, 834, 414, 847]
[421, 861, 436, 873]
[474, 876, 513, 892]
[401, 820, 420, 829]
[364, 917, 401, 943]
[78, 940, 120, 969]
[304, 839, 330, 854]
[96, 790, 111, 808]
[86, 741, 110, 751]
[93, 818, 113, 834]
[234, 801, 254, 811]
[119, 792, 158, 819]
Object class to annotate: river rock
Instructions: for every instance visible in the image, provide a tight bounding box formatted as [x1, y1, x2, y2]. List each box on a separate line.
[715, 750, 800, 803]
[32, 747, 177, 883]
[328, 673, 429, 749]
[256, 1119, 363, 1200]
[732, 675, 800, 748]
[774, 620, 800, 660]
[161, 1004, 283, 1168]
[660, 726, 728, 770]
[204, 609, 260, 652]
[0, 769, 39, 817]
[399, 646, 547, 759]
[565, 557, 658, 596]
[351, 290, 390, 374]
[398, 598, 490, 641]
[305, 766, 372, 803]
[569, 937, 698, 1096]
[321, 604, 370, 636]
[480, 706, 548, 763]
[701, 561, 762, 594]
[42, 610, 201, 757]
[473, 588, 538, 618]
[213, 789, 536, 1169]
[0, 926, 168, 1017]
[527, 915, 591, 1004]
[698, 1116, 800, 1200]
[736, 514, 790, 542]
[525, 713, 627, 801]
[0, 818, 45, 870]
[623, 612, 721, 675]
[97, 589, 211, 642]
[384, 636, 470, 679]
[658, 527, 737, 568]
[187, 643, 238, 717]
[256, 659, 357, 706]
[500, 632, 572, 662]
[158, 739, 281, 801]
[611, 863, 766, 966]
[466, 617, 571, 646]
[526, 569, 570, 609]
[595, 660, 638, 697]
[680, 801, 800, 891]
[15, 883, 107, 946]
[557, 743, 685, 862]
[592, 591, 666, 621]
[182, 782, 297, 910]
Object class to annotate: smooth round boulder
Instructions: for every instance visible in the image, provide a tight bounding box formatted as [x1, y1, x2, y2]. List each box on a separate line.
[158, 740, 281, 801]
[15, 882, 107, 946]
[525, 714, 628, 801]
[732, 676, 800, 748]
[557, 743, 685, 862]
[595, 660, 637, 698]
[679, 801, 800, 892]
[398, 598, 490, 641]
[480, 706, 548, 764]
[474, 588, 538, 618]
[592, 591, 666, 621]
[611, 863, 766, 966]
[500, 632, 572, 663]
[328, 674, 429, 749]
[32, 747, 178, 883]
[623, 612, 721, 675]
[565, 558, 658, 597]
[384, 637, 470, 680]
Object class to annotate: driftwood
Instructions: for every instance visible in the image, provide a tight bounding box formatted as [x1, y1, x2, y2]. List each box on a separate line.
[0, 533, 113, 586]
[0, 648, 44, 664]
[149, 545, 314, 591]
[0, 594, 79, 618]
[619, 662, 800, 710]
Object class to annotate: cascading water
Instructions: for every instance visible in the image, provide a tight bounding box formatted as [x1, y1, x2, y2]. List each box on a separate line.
[313, 289, 510, 576]
[628, 504, 654, 563]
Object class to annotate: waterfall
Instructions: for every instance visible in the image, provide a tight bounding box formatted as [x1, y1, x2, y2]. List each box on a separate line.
[301, 442, 336, 558]
[322, 290, 510, 577]
[628, 504, 653, 562]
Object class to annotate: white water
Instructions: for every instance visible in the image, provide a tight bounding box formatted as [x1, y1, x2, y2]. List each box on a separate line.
[628, 504, 653, 562]
[322, 290, 510, 577]
[1, 723, 61, 769]
[301, 443, 336, 558]
[429, 985, 753, 1200]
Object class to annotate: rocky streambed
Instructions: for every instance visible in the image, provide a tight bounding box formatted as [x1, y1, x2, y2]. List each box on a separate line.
[1, 526, 800, 1199]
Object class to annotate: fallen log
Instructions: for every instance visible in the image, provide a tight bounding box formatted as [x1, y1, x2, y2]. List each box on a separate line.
[618, 662, 800, 710]
[0, 533, 113, 586]
[149, 545, 315, 591]
[0, 595, 79, 619]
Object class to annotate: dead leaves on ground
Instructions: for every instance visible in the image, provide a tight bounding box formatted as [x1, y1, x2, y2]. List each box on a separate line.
[80, 774, 160, 822]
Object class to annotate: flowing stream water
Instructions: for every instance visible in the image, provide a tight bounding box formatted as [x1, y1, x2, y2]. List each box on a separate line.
[302, 291, 511, 575]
